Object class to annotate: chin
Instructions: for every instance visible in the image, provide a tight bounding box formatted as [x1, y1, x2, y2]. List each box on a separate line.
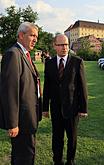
[62, 54, 67, 56]
[30, 47, 34, 51]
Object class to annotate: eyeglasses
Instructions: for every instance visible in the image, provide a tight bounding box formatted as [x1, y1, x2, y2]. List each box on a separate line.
[55, 44, 69, 47]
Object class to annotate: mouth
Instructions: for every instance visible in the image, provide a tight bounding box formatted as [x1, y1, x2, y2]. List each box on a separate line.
[62, 50, 67, 53]
[31, 43, 35, 47]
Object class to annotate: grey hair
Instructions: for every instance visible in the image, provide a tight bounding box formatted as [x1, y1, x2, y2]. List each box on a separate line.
[17, 22, 38, 37]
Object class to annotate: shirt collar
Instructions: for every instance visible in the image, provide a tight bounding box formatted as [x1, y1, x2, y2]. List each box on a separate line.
[17, 42, 27, 55]
[57, 54, 68, 67]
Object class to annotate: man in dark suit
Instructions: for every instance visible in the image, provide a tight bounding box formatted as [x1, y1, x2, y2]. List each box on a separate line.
[43, 34, 88, 165]
[0, 22, 42, 165]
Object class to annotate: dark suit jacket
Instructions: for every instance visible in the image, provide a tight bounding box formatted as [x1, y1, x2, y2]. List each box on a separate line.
[43, 55, 88, 119]
[0, 43, 42, 133]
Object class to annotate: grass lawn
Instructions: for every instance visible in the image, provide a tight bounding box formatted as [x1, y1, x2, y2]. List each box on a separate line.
[0, 60, 104, 165]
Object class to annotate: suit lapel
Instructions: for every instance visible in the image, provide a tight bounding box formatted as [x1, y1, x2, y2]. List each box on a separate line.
[61, 55, 72, 79]
[52, 56, 59, 80]
[15, 43, 37, 76]
[22, 54, 37, 76]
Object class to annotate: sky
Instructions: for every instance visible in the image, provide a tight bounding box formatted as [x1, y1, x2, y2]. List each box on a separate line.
[1, 0, 104, 34]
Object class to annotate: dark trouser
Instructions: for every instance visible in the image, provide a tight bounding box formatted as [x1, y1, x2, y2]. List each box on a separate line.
[51, 113, 79, 164]
[11, 133, 36, 165]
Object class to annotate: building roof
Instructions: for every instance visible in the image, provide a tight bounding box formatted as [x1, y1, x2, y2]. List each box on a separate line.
[64, 24, 73, 32]
[71, 20, 104, 29]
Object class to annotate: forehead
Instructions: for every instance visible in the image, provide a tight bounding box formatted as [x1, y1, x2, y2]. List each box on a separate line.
[27, 27, 37, 33]
[26, 27, 38, 36]
[56, 35, 68, 44]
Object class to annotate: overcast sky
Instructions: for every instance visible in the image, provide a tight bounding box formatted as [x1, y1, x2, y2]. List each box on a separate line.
[1, 0, 104, 34]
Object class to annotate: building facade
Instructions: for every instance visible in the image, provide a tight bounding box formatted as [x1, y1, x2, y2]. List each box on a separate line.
[64, 20, 104, 48]
[72, 35, 102, 53]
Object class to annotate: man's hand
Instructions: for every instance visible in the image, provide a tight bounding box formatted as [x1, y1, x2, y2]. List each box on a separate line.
[78, 113, 88, 118]
[8, 126, 19, 137]
[42, 112, 49, 118]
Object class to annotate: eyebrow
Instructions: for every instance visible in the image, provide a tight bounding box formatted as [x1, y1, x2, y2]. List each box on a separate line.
[55, 43, 69, 46]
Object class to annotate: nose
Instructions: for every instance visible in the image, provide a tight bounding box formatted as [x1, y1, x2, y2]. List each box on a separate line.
[33, 36, 37, 42]
[62, 44, 67, 49]
[63, 44, 66, 47]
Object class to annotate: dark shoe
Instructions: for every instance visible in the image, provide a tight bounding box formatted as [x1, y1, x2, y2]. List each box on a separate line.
[65, 160, 75, 165]
[54, 161, 64, 165]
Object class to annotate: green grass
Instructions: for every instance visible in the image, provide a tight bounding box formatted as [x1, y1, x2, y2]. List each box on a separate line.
[0, 60, 104, 165]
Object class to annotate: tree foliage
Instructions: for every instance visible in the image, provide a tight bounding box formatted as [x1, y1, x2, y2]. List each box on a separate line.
[36, 29, 55, 55]
[0, 5, 54, 56]
[21, 5, 38, 22]
[0, 6, 20, 52]
[0, 5, 38, 53]
[76, 37, 100, 61]
[100, 41, 104, 57]
[0, 6, 54, 54]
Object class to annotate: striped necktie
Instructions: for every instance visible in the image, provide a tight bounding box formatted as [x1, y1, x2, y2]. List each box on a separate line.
[59, 58, 64, 79]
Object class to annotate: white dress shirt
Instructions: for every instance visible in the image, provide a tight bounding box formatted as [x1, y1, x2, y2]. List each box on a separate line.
[57, 54, 68, 68]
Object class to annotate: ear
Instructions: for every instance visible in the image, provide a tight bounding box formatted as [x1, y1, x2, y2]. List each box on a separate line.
[53, 42, 56, 49]
[18, 32, 24, 40]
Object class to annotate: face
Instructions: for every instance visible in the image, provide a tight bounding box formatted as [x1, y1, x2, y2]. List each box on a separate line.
[54, 35, 69, 57]
[18, 27, 38, 51]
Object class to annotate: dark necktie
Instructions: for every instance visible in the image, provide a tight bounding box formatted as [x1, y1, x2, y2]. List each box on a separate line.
[59, 58, 64, 79]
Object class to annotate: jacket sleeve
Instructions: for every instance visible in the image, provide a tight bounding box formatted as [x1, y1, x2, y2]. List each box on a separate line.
[1, 50, 20, 129]
[43, 62, 50, 112]
[78, 59, 88, 113]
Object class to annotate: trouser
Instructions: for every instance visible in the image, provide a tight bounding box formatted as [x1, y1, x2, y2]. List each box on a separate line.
[11, 133, 36, 165]
[51, 114, 79, 163]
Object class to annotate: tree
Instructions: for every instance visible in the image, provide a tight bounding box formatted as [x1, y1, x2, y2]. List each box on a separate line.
[100, 41, 104, 57]
[36, 29, 54, 55]
[0, 5, 38, 53]
[21, 5, 38, 22]
[76, 37, 91, 60]
[0, 5, 54, 57]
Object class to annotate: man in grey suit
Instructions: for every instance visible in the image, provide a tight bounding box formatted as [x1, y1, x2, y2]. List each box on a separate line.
[43, 34, 88, 165]
[0, 22, 42, 165]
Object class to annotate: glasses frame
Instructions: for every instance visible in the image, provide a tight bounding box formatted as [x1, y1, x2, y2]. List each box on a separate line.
[55, 43, 69, 47]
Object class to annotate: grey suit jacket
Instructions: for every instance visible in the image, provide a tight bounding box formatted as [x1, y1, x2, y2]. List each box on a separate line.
[43, 55, 88, 119]
[0, 43, 42, 133]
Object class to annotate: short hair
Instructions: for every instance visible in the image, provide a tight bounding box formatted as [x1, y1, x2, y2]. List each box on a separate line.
[53, 34, 68, 44]
[17, 22, 38, 37]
